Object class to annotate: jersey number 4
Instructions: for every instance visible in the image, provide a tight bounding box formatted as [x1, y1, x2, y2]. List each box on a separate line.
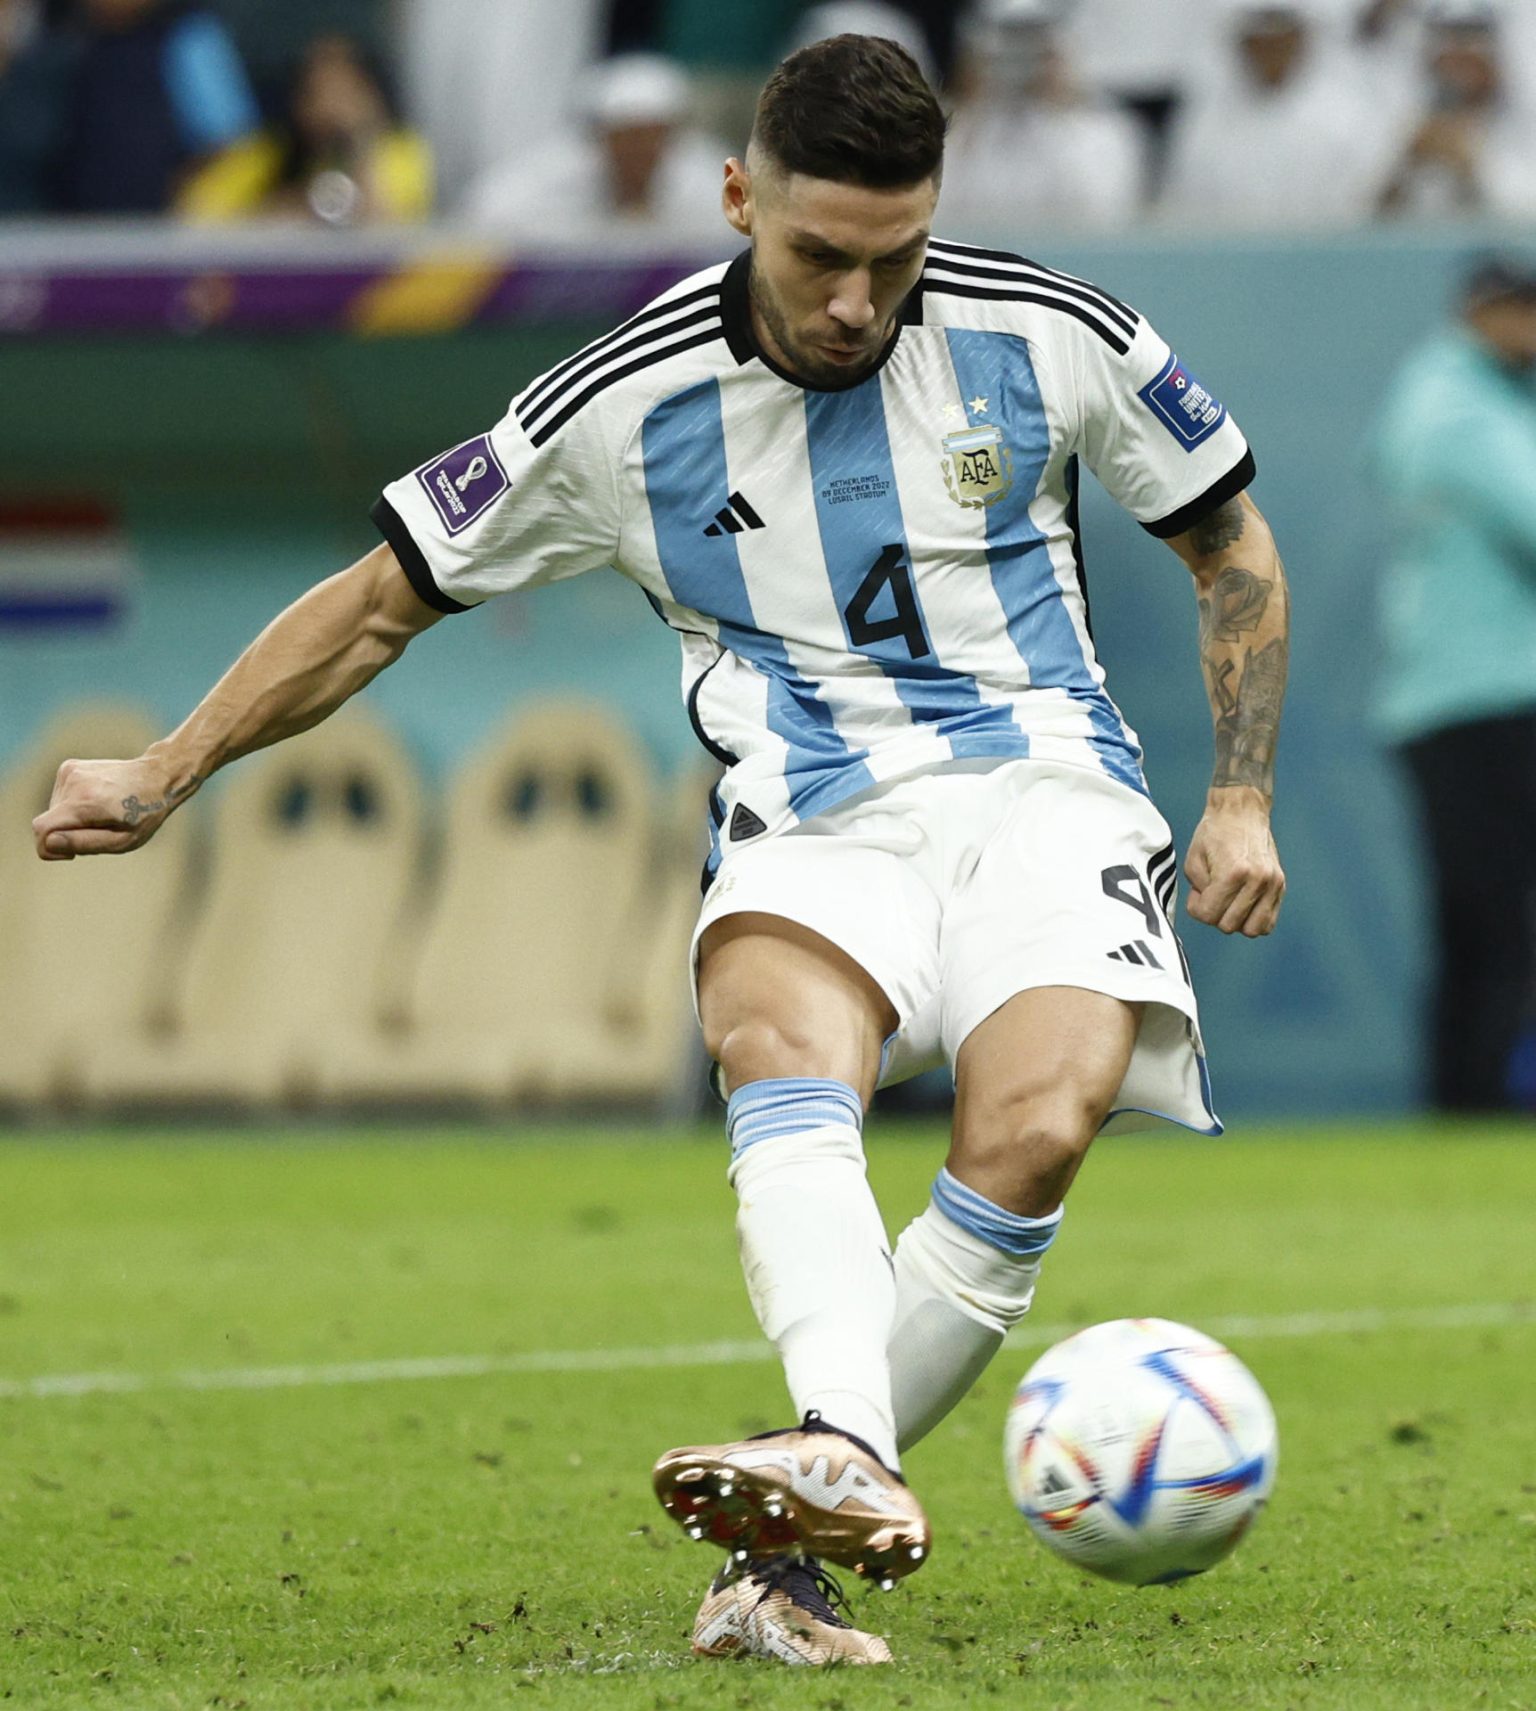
[844, 543, 932, 661]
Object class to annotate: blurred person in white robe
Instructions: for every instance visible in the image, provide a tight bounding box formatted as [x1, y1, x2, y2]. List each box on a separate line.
[396, 0, 603, 208]
[1355, 0, 1536, 110]
[942, 0, 1147, 234]
[460, 53, 728, 242]
[1376, 2, 1536, 219]
[1062, 0, 1218, 196]
[1161, 1, 1395, 229]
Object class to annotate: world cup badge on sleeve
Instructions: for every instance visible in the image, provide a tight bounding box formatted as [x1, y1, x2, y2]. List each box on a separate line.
[941, 424, 1013, 509]
[418, 434, 510, 535]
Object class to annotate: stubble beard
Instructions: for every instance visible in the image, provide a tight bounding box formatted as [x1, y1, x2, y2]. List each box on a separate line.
[748, 257, 887, 388]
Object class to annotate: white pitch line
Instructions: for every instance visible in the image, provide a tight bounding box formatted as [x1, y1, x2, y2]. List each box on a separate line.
[0, 1301, 1531, 1403]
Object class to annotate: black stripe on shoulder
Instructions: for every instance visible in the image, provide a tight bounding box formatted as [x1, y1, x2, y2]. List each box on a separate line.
[371, 495, 472, 615]
[1142, 449, 1257, 540]
[518, 304, 723, 436]
[516, 280, 723, 424]
[924, 253, 1138, 343]
[928, 238, 1137, 323]
[526, 324, 725, 448]
[920, 277, 1132, 355]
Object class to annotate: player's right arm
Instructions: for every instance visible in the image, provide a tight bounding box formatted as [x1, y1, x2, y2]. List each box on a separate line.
[32, 260, 695, 863]
[32, 544, 441, 861]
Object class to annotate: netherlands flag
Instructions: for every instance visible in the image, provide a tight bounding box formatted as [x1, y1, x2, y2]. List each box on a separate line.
[0, 499, 135, 634]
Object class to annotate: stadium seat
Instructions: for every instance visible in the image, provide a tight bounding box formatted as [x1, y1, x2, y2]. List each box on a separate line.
[535, 760, 713, 1111]
[82, 710, 424, 1110]
[0, 704, 196, 1111]
[319, 700, 704, 1110]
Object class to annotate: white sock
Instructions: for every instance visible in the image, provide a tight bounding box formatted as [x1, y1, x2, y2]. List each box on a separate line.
[887, 1170, 1064, 1454]
[727, 1078, 899, 1470]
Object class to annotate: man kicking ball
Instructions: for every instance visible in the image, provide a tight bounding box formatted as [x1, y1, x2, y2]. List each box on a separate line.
[34, 33, 1288, 1666]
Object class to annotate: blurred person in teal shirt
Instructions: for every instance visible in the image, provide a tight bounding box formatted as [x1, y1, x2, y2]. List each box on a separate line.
[1371, 253, 1536, 1114]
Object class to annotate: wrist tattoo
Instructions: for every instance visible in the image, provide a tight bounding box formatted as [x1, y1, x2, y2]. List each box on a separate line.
[120, 776, 202, 826]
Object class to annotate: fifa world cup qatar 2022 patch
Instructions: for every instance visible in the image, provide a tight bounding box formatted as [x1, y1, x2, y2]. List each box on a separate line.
[1137, 355, 1227, 451]
[418, 435, 509, 535]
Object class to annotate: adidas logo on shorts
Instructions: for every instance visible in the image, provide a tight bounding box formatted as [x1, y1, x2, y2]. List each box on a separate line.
[1107, 940, 1163, 970]
[730, 802, 767, 840]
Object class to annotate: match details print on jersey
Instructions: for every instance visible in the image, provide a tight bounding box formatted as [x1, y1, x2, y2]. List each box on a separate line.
[373, 240, 1255, 876]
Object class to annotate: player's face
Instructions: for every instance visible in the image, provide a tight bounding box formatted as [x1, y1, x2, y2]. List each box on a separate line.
[724, 157, 936, 387]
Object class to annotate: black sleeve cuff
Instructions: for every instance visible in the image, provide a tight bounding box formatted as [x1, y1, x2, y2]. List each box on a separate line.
[370, 496, 473, 615]
[1140, 448, 1258, 541]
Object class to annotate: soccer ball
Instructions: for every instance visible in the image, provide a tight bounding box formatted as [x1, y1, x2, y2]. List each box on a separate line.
[1004, 1317, 1277, 1586]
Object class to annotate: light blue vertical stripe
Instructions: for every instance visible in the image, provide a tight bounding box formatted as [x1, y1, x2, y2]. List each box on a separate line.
[943, 329, 1146, 795]
[802, 384, 1025, 756]
[642, 379, 874, 818]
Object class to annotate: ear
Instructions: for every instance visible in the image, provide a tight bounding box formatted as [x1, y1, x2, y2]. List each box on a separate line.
[722, 155, 752, 239]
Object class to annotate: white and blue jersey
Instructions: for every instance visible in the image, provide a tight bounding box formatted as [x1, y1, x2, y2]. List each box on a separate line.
[374, 240, 1254, 878]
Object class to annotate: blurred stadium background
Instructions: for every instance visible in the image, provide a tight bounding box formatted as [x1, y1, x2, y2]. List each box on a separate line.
[3, 3, 1536, 1700]
[7, 0, 1536, 1121]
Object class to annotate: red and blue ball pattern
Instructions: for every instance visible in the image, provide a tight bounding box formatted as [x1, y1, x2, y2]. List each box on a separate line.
[1004, 1318, 1278, 1586]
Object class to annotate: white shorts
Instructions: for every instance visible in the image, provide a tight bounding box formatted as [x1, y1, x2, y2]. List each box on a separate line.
[692, 758, 1220, 1137]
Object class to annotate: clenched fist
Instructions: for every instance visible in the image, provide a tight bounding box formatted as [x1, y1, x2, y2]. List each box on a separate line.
[32, 755, 200, 861]
[1184, 791, 1286, 938]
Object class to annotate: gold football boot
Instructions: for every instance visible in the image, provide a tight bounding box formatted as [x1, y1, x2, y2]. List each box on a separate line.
[652, 1411, 931, 1588]
[691, 1555, 893, 1666]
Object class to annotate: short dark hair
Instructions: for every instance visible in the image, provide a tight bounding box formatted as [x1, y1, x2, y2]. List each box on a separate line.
[751, 34, 945, 190]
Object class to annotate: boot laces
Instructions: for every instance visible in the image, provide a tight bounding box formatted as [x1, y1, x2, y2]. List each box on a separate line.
[751, 1555, 853, 1630]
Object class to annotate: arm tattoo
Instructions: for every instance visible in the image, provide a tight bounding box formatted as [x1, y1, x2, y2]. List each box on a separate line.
[120, 776, 203, 827]
[1197, 566, 1273, 646]
[1186, 498, 1247, 556]
[1211, 638, 1288, 791]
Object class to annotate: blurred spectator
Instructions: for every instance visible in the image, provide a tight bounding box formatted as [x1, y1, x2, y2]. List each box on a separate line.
[941, 0, 1145, 234]
[1063, 0, 1216, 197]
[56, 0, 259, 213]
[1356, 0, 1536, 110]
[179, 33, 431, 225]
[1370, 255, 1536, 1114]
[461, 54, 727, 243]
[207, 0, 386, 102]
[397, 0, 604, 208]
[1161, 2, 1392, 229]
[1376, 2, 1536, 219]
[0, 0, 74, 212]
[608, 0, 796, 147]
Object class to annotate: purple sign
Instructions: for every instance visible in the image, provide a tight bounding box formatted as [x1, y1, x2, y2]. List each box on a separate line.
[418, 435, 509, 535]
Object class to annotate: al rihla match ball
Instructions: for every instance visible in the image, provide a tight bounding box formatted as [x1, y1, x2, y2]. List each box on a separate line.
[1004, 1317, 1278, 1586]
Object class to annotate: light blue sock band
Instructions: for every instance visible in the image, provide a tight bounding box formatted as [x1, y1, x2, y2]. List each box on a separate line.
[931, 1167, 1064, 1258]
[726, 1077, 862, 1157]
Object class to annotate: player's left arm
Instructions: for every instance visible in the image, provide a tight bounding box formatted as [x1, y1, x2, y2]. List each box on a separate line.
[1165, 490, 1289, 938]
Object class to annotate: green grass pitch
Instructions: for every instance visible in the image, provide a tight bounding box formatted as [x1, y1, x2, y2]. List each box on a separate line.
[2, 1121, 1533, 1709]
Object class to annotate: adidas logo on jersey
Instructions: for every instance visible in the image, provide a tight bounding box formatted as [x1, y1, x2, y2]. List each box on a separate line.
[703, 492, 766, 537]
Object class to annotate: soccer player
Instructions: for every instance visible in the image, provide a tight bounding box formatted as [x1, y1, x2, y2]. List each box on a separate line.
[33, 34, 1288, 1668]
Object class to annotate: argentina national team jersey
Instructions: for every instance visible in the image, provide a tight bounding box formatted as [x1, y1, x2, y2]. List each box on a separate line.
[374, 241, 1255, 877]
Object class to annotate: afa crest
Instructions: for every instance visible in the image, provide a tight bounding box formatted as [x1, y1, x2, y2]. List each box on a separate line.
[941, 423, 1013, 508]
